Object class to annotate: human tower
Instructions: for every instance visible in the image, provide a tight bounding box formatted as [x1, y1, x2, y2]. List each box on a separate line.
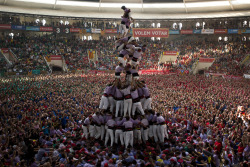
[82, 6, 168, 148]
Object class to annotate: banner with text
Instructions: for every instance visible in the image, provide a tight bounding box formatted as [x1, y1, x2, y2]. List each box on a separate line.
[85, 29, 91, 33]
[40, 27, 53, 32]
[169, 30, 180, 35]
[199, 58, 215, 63]
[50, 55, 62, 60]
[181, 30, 193, 34]
[1, 48, 8, 53]
[11, 25, 26, 30]
[242, 29, 250, 34]
[26, 26, 40, 31]
[0, 24, 11, 29]
[70, 28, 80, 33]
[163, 51, 178, 56]
[223, 75, 242, 79]
[105, 29, 117, 33]
[214, 29, 227, 34]
[201, 29, 214, 34]
[92, 28, 101, 33]
[193, 29, 201, 34]
[133, 28, 169, 38]
[228, 29, 238, 34]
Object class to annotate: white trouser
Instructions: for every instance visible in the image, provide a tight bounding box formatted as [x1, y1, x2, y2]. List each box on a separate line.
[119, 24, 128, 36]
[95, 125, 101, 139]
[148, 125, 153, 138]
[119, 24, 126, 34]
[141, 128, 149, 142]
[123, 28, 129, 37]
[124, 130, 133, 148]
[82, 125, 89, 139]
[115, 129, 124, 146]
[101, 125, 105, 140]
[123, 98, 132, 117]
[140, 98, 145, 108]
[143, 98, 152, 110]
[153, 124, 158, 142]
[131, 60, 138, 68]
[116, 100, 124, 117]
[108, 96, 115, 113]
[132, 102, 144, 116]
[128, 37, 134, 43]
[164, 125, 169, 139]
[99, 96, 109, 110]
[133, 129, 141, 141]
[118, 57, 127, 67]
[115, 75, 121, 79]
[157, 124, 167, 143]
[105, 128, 114, 146]
[117, 44, 124, 51]
[89, 125, 96, 138]
[126, 74, 132, 85]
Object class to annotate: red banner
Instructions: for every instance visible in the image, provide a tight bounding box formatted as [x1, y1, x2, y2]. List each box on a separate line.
[89, 70, 105, 74]
[163, 51, 177, 56]
[139, 69, 164, 74]
[214, 29, 227, 34]
[199, 58, 215, 63]
[50, 55, 62, 60]
[133, 28, 169, 38]
[181, 30, 193, 34]
[40, 27, 53, 32]
[1, 48, 9, 53]
[207, 73, 226, 76]
[223, 75, 242, 79]
[70, 28, 80, 33]
[105, 29, 117, 33]
[139, 69, 177, 75]
[0, 24, 11, 29]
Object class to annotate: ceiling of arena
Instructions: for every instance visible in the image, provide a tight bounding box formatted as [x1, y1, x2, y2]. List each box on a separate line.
[0, 0, 250, 19]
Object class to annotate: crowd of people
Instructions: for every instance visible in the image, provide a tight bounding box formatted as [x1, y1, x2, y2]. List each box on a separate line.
[0, 6, 250, 167]
[0, 73, 249, 167]
[0, 34, 250, 76]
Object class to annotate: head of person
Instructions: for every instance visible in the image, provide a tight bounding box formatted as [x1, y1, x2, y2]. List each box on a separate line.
[107, 83, 113, 87]
[89, 115, 93, 119]
[140, 80, 146, 86]
[121, 6, 126, 10]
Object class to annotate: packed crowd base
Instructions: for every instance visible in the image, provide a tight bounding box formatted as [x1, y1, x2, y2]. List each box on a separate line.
[0, 73, 249, 167]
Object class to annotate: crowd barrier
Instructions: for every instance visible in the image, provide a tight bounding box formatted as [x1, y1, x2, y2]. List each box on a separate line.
[205, 72, 244, 79]
[243, 74, 250, 79]
[139, 69, 190, 75]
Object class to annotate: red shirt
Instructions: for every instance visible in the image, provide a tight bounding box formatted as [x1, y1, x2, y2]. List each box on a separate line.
[238, 146, 244, 153]
[214, 141, 222, 152]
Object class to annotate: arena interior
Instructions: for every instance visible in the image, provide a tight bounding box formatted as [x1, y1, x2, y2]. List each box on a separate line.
[0, 0, 249, 166]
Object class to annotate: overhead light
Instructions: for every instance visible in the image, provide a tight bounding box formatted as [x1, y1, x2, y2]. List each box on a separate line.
[143, 3, 185, 8]
[186, 1, 230, 8]
[231, 0, 250, 5]
[235, 13, 244, 15]
[57, 1, 99, 7]
[12, 0, 55, 4]
[101, 3, 142, 8]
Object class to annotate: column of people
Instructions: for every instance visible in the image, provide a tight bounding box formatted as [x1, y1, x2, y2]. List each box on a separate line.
[82, 102, 169, 148]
